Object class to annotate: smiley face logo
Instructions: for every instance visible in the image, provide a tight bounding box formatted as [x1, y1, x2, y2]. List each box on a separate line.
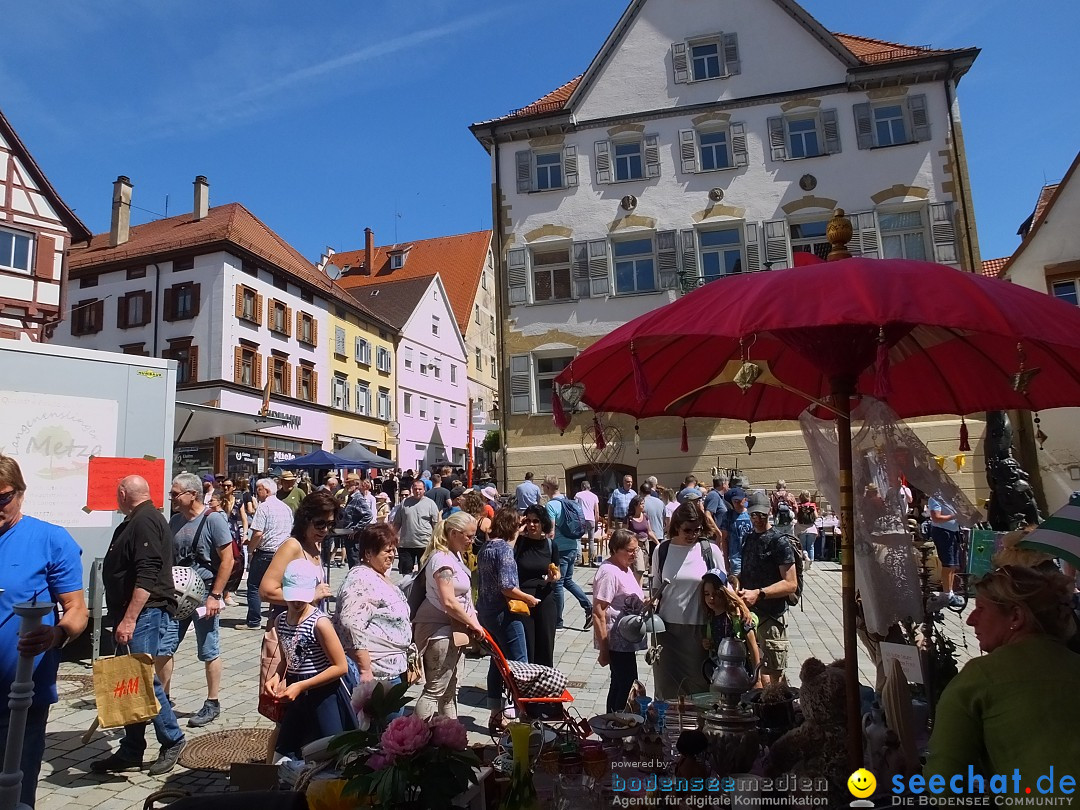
[848, 769, 876, 798]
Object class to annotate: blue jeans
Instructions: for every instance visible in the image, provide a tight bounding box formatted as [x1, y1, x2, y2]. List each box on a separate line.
[118, 607, 184, 760]
[0, 703, 49, 807]
[479, 608, 527, 710]
[555, 546, 591, 627]
[247, 550, 274, 627]
[801, 531, 817, 562]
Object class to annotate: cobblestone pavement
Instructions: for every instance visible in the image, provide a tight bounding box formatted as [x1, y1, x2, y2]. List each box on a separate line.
[39, 558, 977, 809]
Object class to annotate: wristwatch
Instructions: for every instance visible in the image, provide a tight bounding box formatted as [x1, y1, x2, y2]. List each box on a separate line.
[209, 592, 223, 600]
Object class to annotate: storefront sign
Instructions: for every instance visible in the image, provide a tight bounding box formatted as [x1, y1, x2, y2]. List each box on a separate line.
[267, 410, 302, 429]
[273, 450, 298, 462]
[232, 450, 260, 464]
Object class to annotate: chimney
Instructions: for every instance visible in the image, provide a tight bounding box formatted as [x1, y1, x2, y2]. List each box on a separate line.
[109, 175, 132, 247]
[193, 175, 209, 221]
[365, 228, 374, 275]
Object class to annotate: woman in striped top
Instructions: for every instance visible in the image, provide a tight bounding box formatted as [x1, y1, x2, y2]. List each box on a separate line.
[267, 559, 352, 758]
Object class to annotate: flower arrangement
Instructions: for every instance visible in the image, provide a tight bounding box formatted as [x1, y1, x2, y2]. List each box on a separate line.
[329, 680, 479, 810]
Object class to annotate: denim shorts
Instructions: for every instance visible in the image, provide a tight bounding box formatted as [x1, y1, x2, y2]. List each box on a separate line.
[930, 527, 961, 568]
[160, 611, 221, 662]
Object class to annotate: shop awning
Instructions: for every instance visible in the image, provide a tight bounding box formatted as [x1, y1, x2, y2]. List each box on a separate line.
[174, 401, 289, 443]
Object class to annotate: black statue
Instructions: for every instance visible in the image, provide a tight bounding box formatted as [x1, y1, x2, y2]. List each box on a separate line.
[985, 411, 1042, 531]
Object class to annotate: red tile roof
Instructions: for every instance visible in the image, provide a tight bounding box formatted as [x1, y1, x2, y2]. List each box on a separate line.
[981, 257, 1008, 278]
[331, 230, 492, 334]
[68, 203, 386, 323]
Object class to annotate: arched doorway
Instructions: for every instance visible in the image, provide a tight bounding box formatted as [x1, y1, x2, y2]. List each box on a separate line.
[565, 463, 637, 518]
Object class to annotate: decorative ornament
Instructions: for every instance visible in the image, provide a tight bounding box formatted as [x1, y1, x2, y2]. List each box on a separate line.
[958, 416, 971, 452]
[551, 388, 568, 434]
[634, 421, 640, 455]
[1034, 412, 1047, 450]
[631, 341, 650, 404]
[581, 416, 623, 478]
[934, 455, 946, 470]
[593, 415, 606, 451]
[680, 420, 689, 453]
[1011, 343, 1041, 394]
[620, 194, 638, 211]
[799, 174, 817, 191]
[734, 361, 763, 391]
[873, 326, 892, 400]
[708, 187, 725, 203]
[954, 454, 967, 471]
[744, 423, 756, 455]
[560, 382, 585, 407]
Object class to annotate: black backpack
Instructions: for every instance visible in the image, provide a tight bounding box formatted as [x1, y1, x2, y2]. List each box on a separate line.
[796, 503, 816, 525]
[775, 501, 794, 527]
[777, 532, 805, 609]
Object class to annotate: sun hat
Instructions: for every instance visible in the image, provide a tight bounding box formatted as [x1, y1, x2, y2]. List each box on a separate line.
[281, 559, 321, 603]
[279, 471, 297, 481]
[376, 492, 389, 501]
[345, 473, 361, 483]
[481, 486, 499, 500]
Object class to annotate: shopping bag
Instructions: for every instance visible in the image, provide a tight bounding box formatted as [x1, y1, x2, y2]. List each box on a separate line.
[92, 653, 160, 729]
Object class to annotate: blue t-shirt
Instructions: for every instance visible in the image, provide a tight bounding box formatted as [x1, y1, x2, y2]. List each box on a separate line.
[723, 511, 753, 573]
[514, 480, 541, 512]
[546, 497, 579, 552]
[704, 489, 729, 526]
[608, 487, 635, 520]
[927, 497, 959, 532]
[0, 516, 83, 709]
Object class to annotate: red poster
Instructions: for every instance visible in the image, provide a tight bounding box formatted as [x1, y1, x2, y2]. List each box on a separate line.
[85, 457, 166, 511]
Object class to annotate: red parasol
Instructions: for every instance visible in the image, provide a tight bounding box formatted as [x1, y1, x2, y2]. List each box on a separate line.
[554, 252, 1080, 769]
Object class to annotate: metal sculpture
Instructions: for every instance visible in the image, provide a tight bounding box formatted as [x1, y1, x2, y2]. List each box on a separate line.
[985, 410, 1042, 531]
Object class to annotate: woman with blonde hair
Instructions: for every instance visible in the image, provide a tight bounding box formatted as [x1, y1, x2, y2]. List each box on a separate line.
[412, 511, 484, 719]
[925, 565, 1080, 786]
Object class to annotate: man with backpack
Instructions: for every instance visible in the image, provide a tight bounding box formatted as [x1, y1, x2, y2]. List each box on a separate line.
[737, 493, 799, 685]
[543, 476, 593, 631]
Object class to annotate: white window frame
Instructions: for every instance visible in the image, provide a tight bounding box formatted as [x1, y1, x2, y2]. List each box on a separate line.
[788, 216, 831, 263]
[474, 304, 480, 325]
[786, 114, 823, 160]
[355, 337, 371, 365]
[872, 103, 909, 148]
[356, 382, 371, 416]
[376, 346, 391, 372]
[531, 244, 573, 303]
[450, 363, 458, 385]
[433, 401, 442, 423]
[450, 405, 458, 427]
[432, 360, 441, 380]
[533, 353, 574, 415]
[878, 206, 930, 261]
[673, 32, 739, 83]
[431, 316, 439, 336]
[612, 235, 658, 295]
[534, 150, 563, 191]
[490, 355, 497, 380]
[332, 375, 350, 410]
[698, 226, 745, 281]
[698, 127, 732, 171]
[418, 396, 429, 421]
[420, 352, 429, 376]
[1051, 279, 1079, 306]
[390, 253, 404, 270]
[516, 146, 579, 194]
[377, 388, 391, 420]
[0, 226, 33, 274]
[403, 392, 413, 415]
[475, 347, 483, 370]
[404, 347, 414, 371]
[489, 314, 496, 335]
[613, 138, 644, 182]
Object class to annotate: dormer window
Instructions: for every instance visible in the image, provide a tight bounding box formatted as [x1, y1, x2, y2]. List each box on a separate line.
[390, 253, 404, 270]
[672, 33, 740, 84]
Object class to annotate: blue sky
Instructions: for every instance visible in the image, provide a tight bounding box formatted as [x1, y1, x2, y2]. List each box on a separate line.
[2, 0, 1077, 264]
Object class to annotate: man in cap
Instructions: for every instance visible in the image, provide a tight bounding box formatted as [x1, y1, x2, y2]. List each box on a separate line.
[201, 474, 216, 506]
[277, 471, 304, 514]
[737, 493, 797, 685]
[426, 473, 452, 513]
[677, 475, 703, 503]
[720, 487, 751, 576]
[340, 473, 373, 568]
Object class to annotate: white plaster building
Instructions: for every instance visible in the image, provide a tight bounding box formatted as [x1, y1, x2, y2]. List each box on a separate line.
[471, 0, 985, 498]
[998, 151, 1080, 513]
[0, 108, 91, 341]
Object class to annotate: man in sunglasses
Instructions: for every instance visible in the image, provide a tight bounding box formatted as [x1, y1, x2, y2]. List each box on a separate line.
[159, 472, 234, 729]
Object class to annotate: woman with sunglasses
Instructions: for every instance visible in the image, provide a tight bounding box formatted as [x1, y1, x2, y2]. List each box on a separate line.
[649, 501, 725, 699]
[514, 505, 561, 667]
[260, 492, 338, 619]
[413, 511, 485, 720]
[218, 480, 247, 606]
[925, 565, 1080, 787]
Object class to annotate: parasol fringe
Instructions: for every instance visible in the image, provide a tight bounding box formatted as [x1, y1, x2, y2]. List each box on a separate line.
[594, 416, 606, 450]
[551, 388, 569, 433]
[680, 420, 688, 453]
[632, 345, 650, 404]
[959, 416, 971, 452]
[873, 329, 892, 400]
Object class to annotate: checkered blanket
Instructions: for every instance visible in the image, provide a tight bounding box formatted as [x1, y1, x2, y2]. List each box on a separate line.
[505, 660, 568, 698]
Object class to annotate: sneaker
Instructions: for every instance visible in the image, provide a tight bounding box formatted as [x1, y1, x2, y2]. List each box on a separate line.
[90, 753, 144, 774]
[224, 596, 238, 607]
[187, 700, 220, 728]
[948, 594, 966, 609]
[583, 613, 594, 631]
[147, 739, 187, 776]
[236, 623, 261, 631]
[926, 592, 950, 613]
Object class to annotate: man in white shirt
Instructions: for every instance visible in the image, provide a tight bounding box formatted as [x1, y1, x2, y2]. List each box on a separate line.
[243, 478, 294, 630]
[575, 480, 601, 565]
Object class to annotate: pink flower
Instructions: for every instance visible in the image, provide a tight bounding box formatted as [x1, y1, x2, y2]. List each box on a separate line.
[351, 680, 378, 714]
[366, 751, 394, 771]
[380, 714, 431, 758]
[428, 715, 468, 751]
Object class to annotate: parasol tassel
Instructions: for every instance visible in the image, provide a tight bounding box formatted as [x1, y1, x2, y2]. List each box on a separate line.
[551, 388, 569, 433]
[958, 417, 971, 452]
[680, 421, 689, 453]
[594, 416, 606, 450]
[632, 345, 650, 404]
[873, 329, 892, 399]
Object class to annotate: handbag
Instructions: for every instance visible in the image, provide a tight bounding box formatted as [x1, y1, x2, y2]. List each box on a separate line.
[406, 643, 423, 685]
[92, 651, 160, 729]
[506, 599, 530, 615]
[259, 621, 282, 693]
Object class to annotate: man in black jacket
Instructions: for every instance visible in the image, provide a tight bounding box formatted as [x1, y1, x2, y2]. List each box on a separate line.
[91, 475, 187, 775]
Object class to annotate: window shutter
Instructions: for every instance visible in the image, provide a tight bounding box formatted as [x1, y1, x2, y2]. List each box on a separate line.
[763, 220, 790, 268]
[311, 370, 318, 403]
[282, 362, 290, 397]
[189, 345, 199, 383]
[355, 336, 363, 361]
[730, 122, 748, 167]
[141, 291, 153, 326]
[572, 241, 590, 299]
[294, 365, 301, 398]
[234, 347, 243, 382]
[679, 129, 697, 173]
[190, 284, 201, 318]
[767, 117, 787, 161]
[335, 326, 346, 355]
[929, 202, 958, 264]
[908, 94, 931, 142]
[848, 211, 880, 259]
[235, 285, 244, 318]
[311, 319, 318, 347]
[853, 103, 873, 150]
[744, 222, 761, 273]
[255, 353, 263, 389]
[594, 140, 612, 184]
[644, 134, 661, 179]
[256, 294, 264, 325]
[587, 239, 610, 297]
[657, 230, 679, 289]
[516, 150, 532, 193]
[821, 109, 841, 154]
[672, 42, 689, 83]
[117, 294, 129, 329]
[680, 229, 698, 283]
[295, 309, 302, 338]
[510, 354, 532, 414]
[722, 32, 740, 75]
[563, 145, 579, 187]
[162, 288, 175, 322]
[34, 235, 54, 279]
[284, 305, 292, 336]
[507, 248, 528, 305]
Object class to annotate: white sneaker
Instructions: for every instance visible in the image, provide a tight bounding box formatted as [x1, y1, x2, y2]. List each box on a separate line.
[926, 592, 950, 613]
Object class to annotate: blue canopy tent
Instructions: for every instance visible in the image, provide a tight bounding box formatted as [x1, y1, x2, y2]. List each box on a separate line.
[335, 440, 396, 469]
[276, 448, 353, 469]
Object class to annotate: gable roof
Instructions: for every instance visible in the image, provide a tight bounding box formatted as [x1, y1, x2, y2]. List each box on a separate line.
[0, 107, 91, 242]
[342, 276, 435, 331]
[68, 202, 388, 326]
[1000, 151, 1080, 281]
[981, 257, 1008, 278]
[331, 230, 491, 334]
